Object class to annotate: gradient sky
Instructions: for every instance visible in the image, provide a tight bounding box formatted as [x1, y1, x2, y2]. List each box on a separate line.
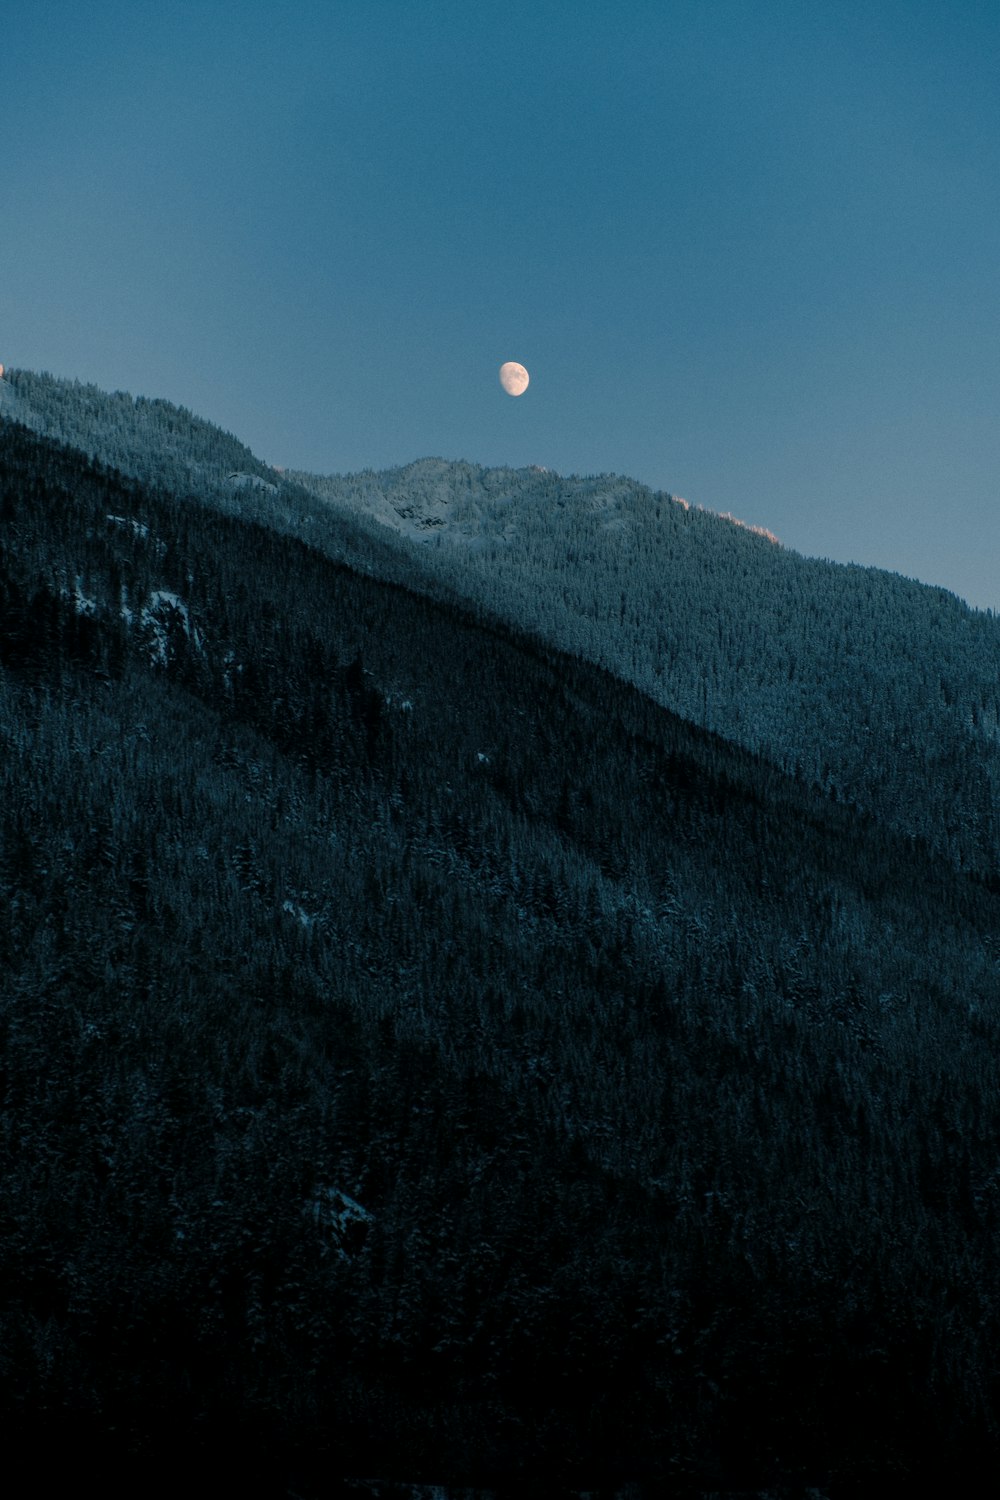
[3, 1, 998, 609]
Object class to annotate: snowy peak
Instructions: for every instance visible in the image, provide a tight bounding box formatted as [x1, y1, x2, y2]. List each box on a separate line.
[288, 456, 662, 549]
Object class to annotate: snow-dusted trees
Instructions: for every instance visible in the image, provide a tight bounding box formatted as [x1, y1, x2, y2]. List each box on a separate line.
[292, 456, 1000, 879]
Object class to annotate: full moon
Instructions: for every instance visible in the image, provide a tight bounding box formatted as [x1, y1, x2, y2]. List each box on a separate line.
[499, 361, 529, 397]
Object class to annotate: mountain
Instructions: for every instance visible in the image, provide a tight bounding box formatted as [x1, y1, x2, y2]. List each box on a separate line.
[290, 456, 1000, 882]
[7, 368, 998, 882]
[2, 375, 1000, 1491]
[0, 367, 452, 605]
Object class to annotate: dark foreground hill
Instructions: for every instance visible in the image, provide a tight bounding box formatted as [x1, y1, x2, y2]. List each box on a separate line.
[2, 419, 1000, 1492]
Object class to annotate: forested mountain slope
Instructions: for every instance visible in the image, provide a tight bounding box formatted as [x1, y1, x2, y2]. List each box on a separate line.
[293, 458, 1000, 881]
[0, 368, 450, 603]
[2, 418, 1000, 1491]
[1, 366, 276, 488]
[6, 366, 998, 881]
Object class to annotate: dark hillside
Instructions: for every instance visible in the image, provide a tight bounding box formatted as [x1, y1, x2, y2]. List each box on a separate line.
[2, 422, 1000, 1491]
[7, 367, 999, 887]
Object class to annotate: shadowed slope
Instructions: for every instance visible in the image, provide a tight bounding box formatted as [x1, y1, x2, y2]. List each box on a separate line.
[2, 420, 1000, 1489]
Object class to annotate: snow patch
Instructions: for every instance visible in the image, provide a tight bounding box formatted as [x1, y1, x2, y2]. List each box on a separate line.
[106, 513, 150, 539]
[281, 899, 314, 928]
[227, 470, 278, 495]
[71, 582, 98, 616]
[306, 1187, 373, 1257]
[139, 590, 203, 666]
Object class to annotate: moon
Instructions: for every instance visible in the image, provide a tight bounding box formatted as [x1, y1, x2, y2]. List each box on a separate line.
[499, 361, 529, 397]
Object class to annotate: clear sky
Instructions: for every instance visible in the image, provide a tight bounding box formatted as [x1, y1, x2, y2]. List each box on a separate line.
[3, 1, 998, 609]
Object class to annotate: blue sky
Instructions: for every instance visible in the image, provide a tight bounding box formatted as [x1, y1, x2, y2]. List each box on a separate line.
[3, 1, 998, 608]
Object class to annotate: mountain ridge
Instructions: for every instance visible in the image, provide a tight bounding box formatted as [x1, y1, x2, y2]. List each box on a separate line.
[5, 365, 997, 883]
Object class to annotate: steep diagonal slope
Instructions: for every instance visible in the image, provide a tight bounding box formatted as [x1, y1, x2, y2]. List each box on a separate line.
[0, 368, 449, 602]
[6, 367, 998, 880]
[2, 420, 1000, 1488]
